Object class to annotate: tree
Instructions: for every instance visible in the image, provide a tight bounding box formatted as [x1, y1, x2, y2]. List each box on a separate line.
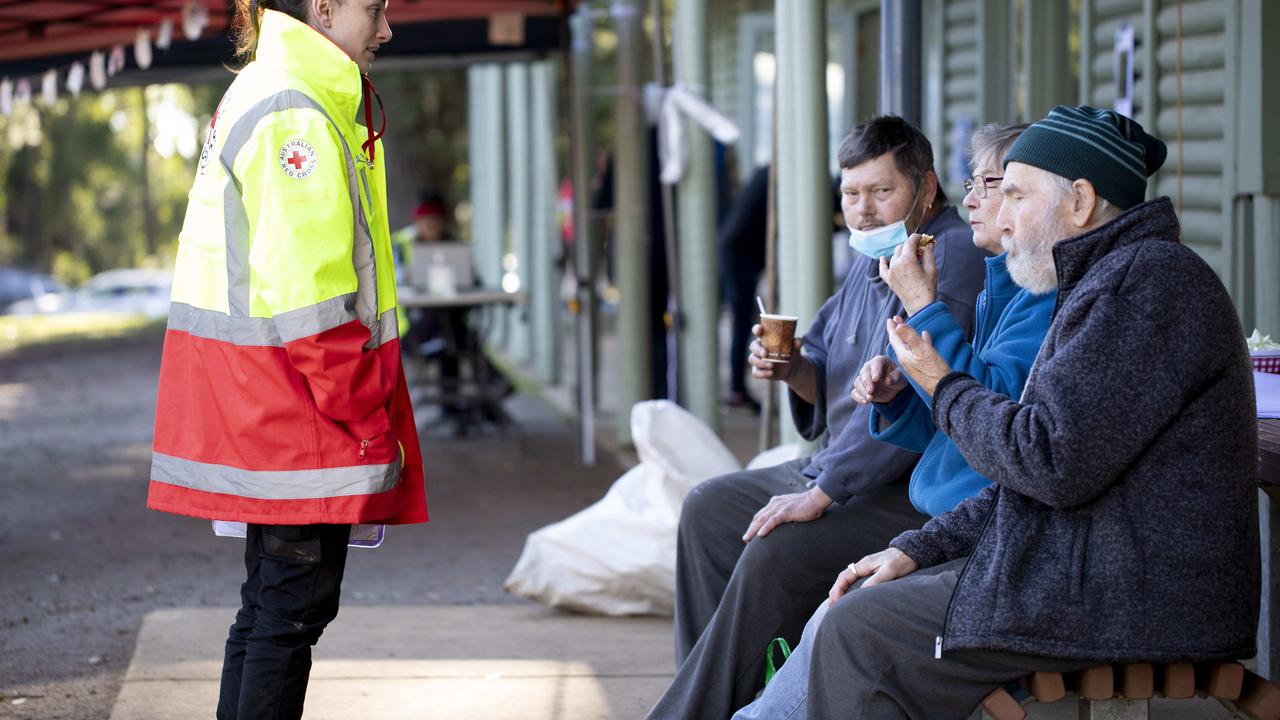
[0, 80, 226, 284]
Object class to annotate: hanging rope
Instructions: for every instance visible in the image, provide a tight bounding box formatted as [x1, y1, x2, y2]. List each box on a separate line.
[1175, 0, 1183, 217]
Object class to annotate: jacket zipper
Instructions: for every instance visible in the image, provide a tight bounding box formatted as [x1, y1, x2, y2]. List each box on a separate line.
[937, 485, 1000, 658]
[975, 270, 995, 348]
[358, 439, 370, 459]
[357, 164, 374, 210]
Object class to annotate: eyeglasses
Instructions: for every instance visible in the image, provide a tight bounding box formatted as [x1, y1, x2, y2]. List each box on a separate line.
[963, 175, 1003, 199]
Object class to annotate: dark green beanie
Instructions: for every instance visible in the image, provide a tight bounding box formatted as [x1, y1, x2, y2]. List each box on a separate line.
[1002, 105, 1168, 209]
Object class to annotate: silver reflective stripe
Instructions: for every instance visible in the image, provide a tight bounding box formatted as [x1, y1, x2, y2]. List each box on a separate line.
[152, 451, 401, 500]
[224, 178, 251, 316]
[376, 306, 398, 343]
[167, 301, 396, 347]
[275, 293, 358, 343]
[218, 89, 379, 334]
[353, 164, 379, 349]
[168, 301, 280, 347]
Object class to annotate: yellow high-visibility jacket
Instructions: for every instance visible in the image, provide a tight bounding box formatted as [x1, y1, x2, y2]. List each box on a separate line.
[149, 9, 427, 526]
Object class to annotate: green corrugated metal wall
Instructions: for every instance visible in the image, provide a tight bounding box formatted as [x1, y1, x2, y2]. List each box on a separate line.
[704, 0, 1273, 325]
[1151, 0, 1231, 279]
[1081, 0, 1237, 297]
[925, 0, 981, 201]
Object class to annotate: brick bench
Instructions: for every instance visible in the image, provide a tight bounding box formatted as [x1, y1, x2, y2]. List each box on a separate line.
[979, 663, 1280, 719]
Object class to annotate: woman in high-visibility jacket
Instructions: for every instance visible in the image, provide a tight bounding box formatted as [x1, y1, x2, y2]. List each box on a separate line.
[147, 1, 426, 717]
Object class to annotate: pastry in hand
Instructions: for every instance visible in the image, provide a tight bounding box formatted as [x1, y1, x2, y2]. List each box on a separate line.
[915, 233, 935, 257]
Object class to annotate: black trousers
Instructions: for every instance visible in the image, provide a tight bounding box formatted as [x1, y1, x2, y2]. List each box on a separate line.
[217, 524, 351, 720]
[647, 460, 926, 720]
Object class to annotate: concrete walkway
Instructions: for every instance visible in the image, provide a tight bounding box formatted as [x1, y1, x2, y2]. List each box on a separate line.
[107, 604, 1238, 720]
[109, 606, 671, 720]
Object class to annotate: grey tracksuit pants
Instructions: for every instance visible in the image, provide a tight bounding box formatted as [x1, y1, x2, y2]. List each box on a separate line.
[806, 558, 1095, 719]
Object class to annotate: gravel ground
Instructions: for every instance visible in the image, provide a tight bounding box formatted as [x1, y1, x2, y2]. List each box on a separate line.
[0, 328, 620, 719]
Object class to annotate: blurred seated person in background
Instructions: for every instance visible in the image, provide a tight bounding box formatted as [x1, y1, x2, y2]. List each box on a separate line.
[392, 191, 469, 348]
[392, 191, 457, 289]
[393, 192, 512, 431]
[392, 193, 471, 418]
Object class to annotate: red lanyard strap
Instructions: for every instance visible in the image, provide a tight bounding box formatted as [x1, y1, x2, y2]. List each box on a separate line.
[361, 75, 385, 164]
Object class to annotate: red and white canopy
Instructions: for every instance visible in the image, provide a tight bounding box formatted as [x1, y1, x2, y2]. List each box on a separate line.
[0, 0, 573, 64]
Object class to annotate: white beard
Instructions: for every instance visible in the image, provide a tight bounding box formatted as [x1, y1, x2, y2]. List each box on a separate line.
[1005, 213, 1075, 294]
[1006, 247, 1058, 294]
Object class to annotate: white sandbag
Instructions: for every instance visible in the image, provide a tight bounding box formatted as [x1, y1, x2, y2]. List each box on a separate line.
[630, 400, 741, 524]
[632, 400, 740, 480]
[504, 400, 741, 615]
[746, 442, 805, 470]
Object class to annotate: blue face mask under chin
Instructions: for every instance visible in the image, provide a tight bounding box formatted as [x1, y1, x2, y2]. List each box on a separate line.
[847, 220, 909, 259]
[846, 188, 926, 259]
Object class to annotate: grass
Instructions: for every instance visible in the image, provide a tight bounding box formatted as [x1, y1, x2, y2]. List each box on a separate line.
[0, 312, 163, 355]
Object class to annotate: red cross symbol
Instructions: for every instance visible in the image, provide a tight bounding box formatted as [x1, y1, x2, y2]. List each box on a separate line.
[287, 150, 308, 170]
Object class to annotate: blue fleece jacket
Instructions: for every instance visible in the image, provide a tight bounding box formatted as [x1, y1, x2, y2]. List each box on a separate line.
[870, 253, 1053, 516]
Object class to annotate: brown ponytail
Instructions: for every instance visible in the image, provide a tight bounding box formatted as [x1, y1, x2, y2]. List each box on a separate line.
[232, 0, 313, 61]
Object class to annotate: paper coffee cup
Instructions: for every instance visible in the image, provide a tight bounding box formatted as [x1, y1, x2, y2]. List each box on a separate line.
[760, 313, 799, 363]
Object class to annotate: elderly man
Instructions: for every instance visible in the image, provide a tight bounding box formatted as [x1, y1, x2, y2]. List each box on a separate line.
[647, 116, 989, 720]
[805, 105, 1259, 719]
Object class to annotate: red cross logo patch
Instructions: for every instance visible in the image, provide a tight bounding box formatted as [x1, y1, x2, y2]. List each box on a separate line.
[278, 139, 317, 179]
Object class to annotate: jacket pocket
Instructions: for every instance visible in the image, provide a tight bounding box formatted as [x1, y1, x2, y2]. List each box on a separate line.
[262, 525, 323, 565]
[1071, 519, 1091, 603]
[991, 512, 1090, 640]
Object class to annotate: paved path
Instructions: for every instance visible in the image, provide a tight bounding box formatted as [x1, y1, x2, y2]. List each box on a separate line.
[109, 606, 672, 720]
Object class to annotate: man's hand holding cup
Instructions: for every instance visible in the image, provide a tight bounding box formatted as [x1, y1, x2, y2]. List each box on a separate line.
[749, 315, 801, 381]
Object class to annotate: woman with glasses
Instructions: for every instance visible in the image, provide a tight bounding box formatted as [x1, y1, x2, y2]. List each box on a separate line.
[731, 122, 1056, 720]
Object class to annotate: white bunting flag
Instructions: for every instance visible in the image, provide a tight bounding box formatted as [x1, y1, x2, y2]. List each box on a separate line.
[89, 51, 107, 90]
[66, 62, 85, 98]
[40, 69, 57, 106]
[135, 29, 153, 70]
[157, 18, 174, 51]
[107, 45, 126, 76]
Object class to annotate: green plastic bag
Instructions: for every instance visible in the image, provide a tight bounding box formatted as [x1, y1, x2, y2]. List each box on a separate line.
[763, 637, 792, 686]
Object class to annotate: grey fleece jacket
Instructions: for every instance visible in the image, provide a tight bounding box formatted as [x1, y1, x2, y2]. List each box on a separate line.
[891, 198, 1260, 663]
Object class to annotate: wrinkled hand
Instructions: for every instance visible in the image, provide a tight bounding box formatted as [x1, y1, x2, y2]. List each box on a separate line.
[878, 234, 938, 316]
[743, 486, 832, 542]
[748, 323, 803, 381]
[828, 547, 919, 606]
[852, 355, 908, 405]
[885, 316, 952, 397]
